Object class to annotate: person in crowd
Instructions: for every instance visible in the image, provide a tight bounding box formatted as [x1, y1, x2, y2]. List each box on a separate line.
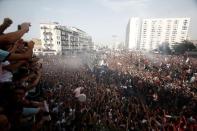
[0, 17, 49, 131]
[0, 17, 197, 131]
[40, 51, 197, 130]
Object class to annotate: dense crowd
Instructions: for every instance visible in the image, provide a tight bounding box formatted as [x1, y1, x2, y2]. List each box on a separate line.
[40, 51, 197, 130]
[105, 51, 197, 130]
[0, 17, 197, 131]
[0, 18, 50, 131]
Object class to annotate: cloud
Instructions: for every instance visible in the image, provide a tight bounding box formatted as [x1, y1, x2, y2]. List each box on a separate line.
[99, 0, 151, 12]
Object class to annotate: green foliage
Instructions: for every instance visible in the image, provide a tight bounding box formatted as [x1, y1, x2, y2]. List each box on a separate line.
[172, 40, 196, 54]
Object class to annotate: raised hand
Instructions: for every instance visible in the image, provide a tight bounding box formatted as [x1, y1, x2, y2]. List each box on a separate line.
[20, 22, 31, 32]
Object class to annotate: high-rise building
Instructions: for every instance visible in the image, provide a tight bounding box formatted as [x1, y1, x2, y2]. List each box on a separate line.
[40, 22, 93, 55]
[125, 18, 190, 50]
[125, 17, 141, 49]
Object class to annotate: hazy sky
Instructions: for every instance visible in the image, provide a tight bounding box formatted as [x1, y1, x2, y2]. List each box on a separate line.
[0, 0, 197, 44]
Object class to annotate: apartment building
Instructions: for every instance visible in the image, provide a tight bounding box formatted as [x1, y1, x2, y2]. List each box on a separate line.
[126, 17, 190, 50]
[40, 22, 93, 55]
[125, 17, 141, 49]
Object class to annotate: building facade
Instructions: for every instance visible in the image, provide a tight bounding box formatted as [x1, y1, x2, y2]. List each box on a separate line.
[60, 26, 93, 55]
[125, 17, 141, 49]
[40, 22, 93, 55]
[32, 38, 42, 56]
[126, 17, 190, 50]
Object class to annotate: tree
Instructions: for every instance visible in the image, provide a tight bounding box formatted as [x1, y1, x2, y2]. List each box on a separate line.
[158, 42, 172, 54]
[172, 40, 196, 54]
[117, 42, 124, 49]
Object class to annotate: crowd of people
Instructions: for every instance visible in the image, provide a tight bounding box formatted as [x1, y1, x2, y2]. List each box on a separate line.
[0, 18, 50, 131]
[104, 51, 197, 130]
[40, 50, 197, 130]
[0, 17, 197, 131]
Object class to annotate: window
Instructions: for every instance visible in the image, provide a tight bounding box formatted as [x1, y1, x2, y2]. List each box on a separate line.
[174, 20, 178, 24]
[182, 26, 187, 30]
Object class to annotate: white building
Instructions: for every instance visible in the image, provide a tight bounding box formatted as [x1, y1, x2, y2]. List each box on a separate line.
[32, 38, 42, 56]
[125, 17, 190, 50]
[125, 17, 141, 49]
[140, 18, 190, 50]
[40, 22, 62, 55]
[40, 22, 93, 55]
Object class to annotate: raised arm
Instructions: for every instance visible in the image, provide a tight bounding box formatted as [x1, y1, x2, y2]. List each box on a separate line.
[0, 22, 30, 44]
[7, 41, 34, 61]
[0, 18, 13, 35]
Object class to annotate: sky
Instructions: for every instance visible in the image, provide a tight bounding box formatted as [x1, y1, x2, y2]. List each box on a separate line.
[0, 0, 197, 44]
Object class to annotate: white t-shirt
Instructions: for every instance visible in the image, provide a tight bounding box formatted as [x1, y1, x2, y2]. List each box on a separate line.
[73, 87, 83, 97]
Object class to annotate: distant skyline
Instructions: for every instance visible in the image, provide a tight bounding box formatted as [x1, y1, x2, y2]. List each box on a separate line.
[0, 0, 197, 44]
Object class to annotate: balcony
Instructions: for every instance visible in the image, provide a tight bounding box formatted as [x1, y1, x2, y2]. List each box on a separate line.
[40, 26, 48, 30]
[43, 32, 53, 35]
[44, 38, 53, 41]
[44, 44, 54, 47]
